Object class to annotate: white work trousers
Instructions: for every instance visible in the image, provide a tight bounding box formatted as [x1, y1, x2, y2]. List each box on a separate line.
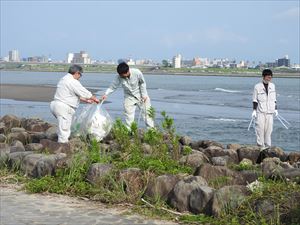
[124, 97, 154, 129]
[50, 100, 75, 143]
[255, 113, 273, 147]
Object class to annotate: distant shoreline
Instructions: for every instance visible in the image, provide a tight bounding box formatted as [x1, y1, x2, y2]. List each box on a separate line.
[1, 62, 299, 78]
[0, 84, 98, 102]
[1, 69, 299, 78]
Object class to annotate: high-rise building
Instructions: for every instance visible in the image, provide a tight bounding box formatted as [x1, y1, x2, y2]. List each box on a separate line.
[8, 50, 20, 62]
[277, 55, 290, 67]
[173, 54, 182, 68]
[68, 51, 91, 64]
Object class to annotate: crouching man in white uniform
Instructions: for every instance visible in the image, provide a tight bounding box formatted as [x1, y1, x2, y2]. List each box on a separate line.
[50, 65, 99, 143]
[102, 62, 154, 129]
[252, 69, 278, 149]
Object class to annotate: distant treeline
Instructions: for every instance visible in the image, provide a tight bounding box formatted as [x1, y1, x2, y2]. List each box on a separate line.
[1, 62, 299, 77]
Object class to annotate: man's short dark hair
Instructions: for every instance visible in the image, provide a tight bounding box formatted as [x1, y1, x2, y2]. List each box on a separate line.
[68, 65, 83, 75]
[117, 62, 129, 75]
[262, 69, 273, 77]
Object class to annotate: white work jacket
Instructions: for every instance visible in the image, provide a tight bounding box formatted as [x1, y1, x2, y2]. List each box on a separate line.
[252, 82, 276, 114]
[105, 68, 148, 100]
[53, 73, 92, 108]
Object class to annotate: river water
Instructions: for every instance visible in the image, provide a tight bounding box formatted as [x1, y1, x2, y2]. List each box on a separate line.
[1, 71, 299, 151]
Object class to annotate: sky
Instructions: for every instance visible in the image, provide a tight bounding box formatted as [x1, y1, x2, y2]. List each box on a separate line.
[1, 0, 299, 63]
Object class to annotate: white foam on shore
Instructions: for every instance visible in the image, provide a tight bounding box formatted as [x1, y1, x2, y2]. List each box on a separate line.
[215, 88, 241, 93]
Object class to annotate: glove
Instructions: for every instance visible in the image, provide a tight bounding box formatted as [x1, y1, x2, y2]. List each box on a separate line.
[251, 110, 257, 118]
[274, 110, 278, 117]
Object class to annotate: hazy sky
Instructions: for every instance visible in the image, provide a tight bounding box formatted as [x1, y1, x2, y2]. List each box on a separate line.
[1, 0, 299, 63]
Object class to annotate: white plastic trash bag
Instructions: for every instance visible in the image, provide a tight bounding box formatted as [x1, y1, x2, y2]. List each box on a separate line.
[71, 103, 113, 141]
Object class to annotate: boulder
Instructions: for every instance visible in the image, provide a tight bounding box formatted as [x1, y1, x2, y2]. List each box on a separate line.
[211, 156, 229, 166]
[194, 163, 245, 187]
[168, 175, 208, 212]
[0, 122, 8, 134]
[210, 185, 249, 217]
[144, 174, 179, 201]
[45, 126, 58, 141]
[288, 152, 300, 164]
[10, 140, 25, 153]
[0, 115, 21, 130]
[227, 143, 242, 151]
[20, 153, 67, 178]
[237, 146, 261, 164]
[179, 136, 193, 146]
[257, 146, 287, 163]
[199, 140, 224, 149]
[8, 151, 33, 170]
[40, 139, 71, 155]
[29, 132, 47, 143]
[179, 151, 209, 169]
[189, 185, 215, 214]
[86, 163, 113, 185]
[7, 131, 31, 145]
[21, 118, 51, 132]
[25, 143, 44, 152]
[119, 168, 144, 197]
[0, 134, 7, 143]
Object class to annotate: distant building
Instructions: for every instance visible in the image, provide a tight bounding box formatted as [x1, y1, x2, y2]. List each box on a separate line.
[66, 53, 74, 63]
[27, 55, 48, 63]
[68, 51, 91, 64]
[266, 62, 277, 68]
[277, 55, 290, 67]
[173, 54, 182, 68]
[9, 50, 20, 62]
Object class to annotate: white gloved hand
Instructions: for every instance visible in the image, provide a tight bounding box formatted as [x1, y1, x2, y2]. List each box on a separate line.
[252, 110, 257, 118]
[274, 110, 278, 117]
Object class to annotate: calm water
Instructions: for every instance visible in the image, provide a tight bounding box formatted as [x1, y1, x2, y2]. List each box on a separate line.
[1, 71, 299, 151]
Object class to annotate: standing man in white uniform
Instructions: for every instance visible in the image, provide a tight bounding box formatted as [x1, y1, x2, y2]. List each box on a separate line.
[50, 65, 99, 143]
[102, 62, 154, 129]
[252, 69, 278, 149]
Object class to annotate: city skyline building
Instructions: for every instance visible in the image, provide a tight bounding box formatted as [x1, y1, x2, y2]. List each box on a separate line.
[8, 50, 20, 62]
[173, 54, 182, 68]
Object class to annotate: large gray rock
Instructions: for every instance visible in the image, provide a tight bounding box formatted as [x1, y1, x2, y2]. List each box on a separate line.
[0, 122, 8, 134]
[237, 146, 261, 164]
[45, 126, 58, 141]
[203, 147, 238, 164]
[179, 136, 193, 146]
[86, 163, 113, 185]
[210, 185, 249, 217]
[189, 185, 215, 214]
[211, 156, 229, 166]
[21, 118, 51, 132]
[7, 131, 31, 145]
[0, 145, 10, 168]
[288, 152, 300, 164]
[272, 168, 300, 183]
[0, 134, 7, 143]
[144, 174, 179, 201]
[25, 143, 44, 152]
[0, 115, 21, 130]
[179, 151, 209, 169]
[119, 168, 144, 197]
[194, 163, 246, 187]
[199, 140, 224, 149]
[261, 157, 284, 178]
[168, 175, 208, 212]
[29, 132, 47, 143]
[257, 146, 287, 163]
[8, 151, 33, 170]
[40, 139, 71, 155]
[20, 153, 67, 178]
[10, 140, 25, 153]
[227, 143, 242, 151]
